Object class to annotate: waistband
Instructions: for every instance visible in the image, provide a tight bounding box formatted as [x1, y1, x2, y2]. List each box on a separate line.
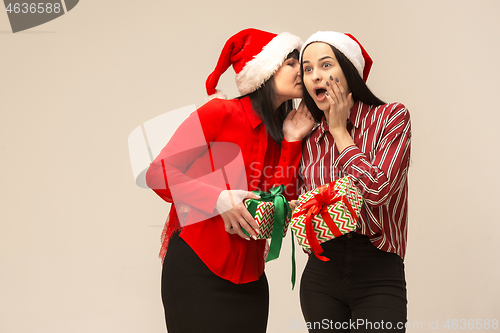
[323, 231, 371, 246]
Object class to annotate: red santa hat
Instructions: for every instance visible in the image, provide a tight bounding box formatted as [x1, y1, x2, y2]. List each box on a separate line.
[206, 28, 303, 99]
[300, 31, 373, 82]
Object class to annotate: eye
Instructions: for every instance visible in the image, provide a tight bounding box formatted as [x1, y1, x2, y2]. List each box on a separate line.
[322, 62, 331, 68]
[303, 66, 311, 73]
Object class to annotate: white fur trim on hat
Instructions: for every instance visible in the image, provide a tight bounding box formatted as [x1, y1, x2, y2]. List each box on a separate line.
[235, 32, 303, 95]
[207, 89, 227, 101]
[300, 31, 365, 79]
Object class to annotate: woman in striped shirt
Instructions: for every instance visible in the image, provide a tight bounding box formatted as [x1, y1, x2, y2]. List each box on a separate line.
[297, 31, 411, 332]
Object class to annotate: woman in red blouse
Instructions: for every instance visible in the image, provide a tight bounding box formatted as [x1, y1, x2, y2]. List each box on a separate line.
[297, 31, 411, 332]
[146, 28, 314, 333]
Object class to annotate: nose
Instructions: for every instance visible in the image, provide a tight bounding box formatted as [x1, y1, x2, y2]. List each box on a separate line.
[311, 68, 322, 82]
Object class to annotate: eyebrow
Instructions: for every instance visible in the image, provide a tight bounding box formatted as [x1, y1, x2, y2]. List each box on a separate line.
[302, 56, 335, 64]
[319, 56, 335, 61]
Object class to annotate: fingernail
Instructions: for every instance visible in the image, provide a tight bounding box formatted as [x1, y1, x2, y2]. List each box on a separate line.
[325, 92, 329, 96]
[335, 77, 339, 82]
[246, 237, 251, 241]
[295, 200, 300, 205]
[251, 235, 257, 240]
[330, 75, 333, 81]
[326, 81, 329, 87]
[255, 228, 260, 234]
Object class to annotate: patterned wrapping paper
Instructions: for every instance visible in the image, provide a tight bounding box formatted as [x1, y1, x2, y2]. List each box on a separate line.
[290, 176, 364, 261]
[242, 185, 291, 262]
[243, 200, 291, 239]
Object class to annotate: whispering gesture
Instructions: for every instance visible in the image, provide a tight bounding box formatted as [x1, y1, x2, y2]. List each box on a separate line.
[282, 100, 315, 142]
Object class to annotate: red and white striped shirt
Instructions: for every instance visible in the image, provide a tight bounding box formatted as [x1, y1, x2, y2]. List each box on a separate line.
[300, 101, 411, 259]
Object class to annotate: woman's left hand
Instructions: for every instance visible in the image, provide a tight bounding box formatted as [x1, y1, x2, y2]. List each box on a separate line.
[282, 100, 315, 142]
[325, 76, 354, 135]
[325, 76, 355, 153]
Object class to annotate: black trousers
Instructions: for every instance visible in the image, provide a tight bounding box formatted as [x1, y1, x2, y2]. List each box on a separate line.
[300, 232, 407, 332]
[161, 232, 269, 333]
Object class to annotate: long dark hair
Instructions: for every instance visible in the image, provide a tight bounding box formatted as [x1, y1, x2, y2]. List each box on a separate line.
[301, 44, 385, 123]
[242, 49, 299, 143]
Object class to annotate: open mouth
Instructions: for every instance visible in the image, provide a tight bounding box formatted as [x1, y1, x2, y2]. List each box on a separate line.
[315, 88, 327, 101]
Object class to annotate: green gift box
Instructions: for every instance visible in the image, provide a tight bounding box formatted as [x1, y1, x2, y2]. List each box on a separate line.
[242, 185, 291, 262]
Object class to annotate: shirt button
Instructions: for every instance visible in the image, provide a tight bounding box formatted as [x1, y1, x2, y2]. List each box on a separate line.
[347, 233, 353, 239]
[282, 158, 287, 162]
[284, 146, 288, 150]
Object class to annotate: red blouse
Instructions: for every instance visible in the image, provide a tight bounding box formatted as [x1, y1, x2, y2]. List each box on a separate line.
[146, 96, 302, 284]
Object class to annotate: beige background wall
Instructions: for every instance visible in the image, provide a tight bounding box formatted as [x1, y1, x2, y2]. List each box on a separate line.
[1, 0, 499, 332]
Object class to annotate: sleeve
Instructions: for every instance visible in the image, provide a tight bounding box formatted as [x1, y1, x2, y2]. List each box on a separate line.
[145, 100, 229, 214]
[337, 103, 411, 207]
[275, 139, 303, 201]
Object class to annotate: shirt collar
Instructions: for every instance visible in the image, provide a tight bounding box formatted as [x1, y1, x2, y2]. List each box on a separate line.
[240, 96, 263, 129]
[308, 117, 327, 144]
[319, 116, 328, 133]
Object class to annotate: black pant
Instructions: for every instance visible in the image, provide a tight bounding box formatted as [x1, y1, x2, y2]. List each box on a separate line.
[300, 233, 407, 332]
[161, 232, 269, 333]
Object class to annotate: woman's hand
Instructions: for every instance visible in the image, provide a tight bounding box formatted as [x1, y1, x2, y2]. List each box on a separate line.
[216, 190, 261, 240]
[325, 76, 355, 153]
[282, 100, 315, 142]
[289, 199, 300, 212]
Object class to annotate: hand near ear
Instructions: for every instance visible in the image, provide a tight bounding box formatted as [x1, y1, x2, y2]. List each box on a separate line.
[283, 100, 315, 142]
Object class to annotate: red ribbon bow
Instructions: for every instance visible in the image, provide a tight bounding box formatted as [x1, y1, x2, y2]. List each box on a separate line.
[295, 184, 359, 261]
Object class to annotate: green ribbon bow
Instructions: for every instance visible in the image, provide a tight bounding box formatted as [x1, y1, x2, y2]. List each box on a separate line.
[244, 185, 297, 288]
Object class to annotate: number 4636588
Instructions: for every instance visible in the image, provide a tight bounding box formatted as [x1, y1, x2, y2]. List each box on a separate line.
[444, 319, 498, 330]
[5, 3, 62, 14]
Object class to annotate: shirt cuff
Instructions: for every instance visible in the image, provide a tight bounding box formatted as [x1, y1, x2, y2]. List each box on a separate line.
[273, 140, 302, 189]
[337, 144, 367, 172]
[281, 139, 302, 154]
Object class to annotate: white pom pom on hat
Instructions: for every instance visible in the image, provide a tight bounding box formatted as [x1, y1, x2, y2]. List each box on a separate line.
[206, 89, 227, 102]
[205, 28, 303, 100]
[300, 31, 373, 82]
